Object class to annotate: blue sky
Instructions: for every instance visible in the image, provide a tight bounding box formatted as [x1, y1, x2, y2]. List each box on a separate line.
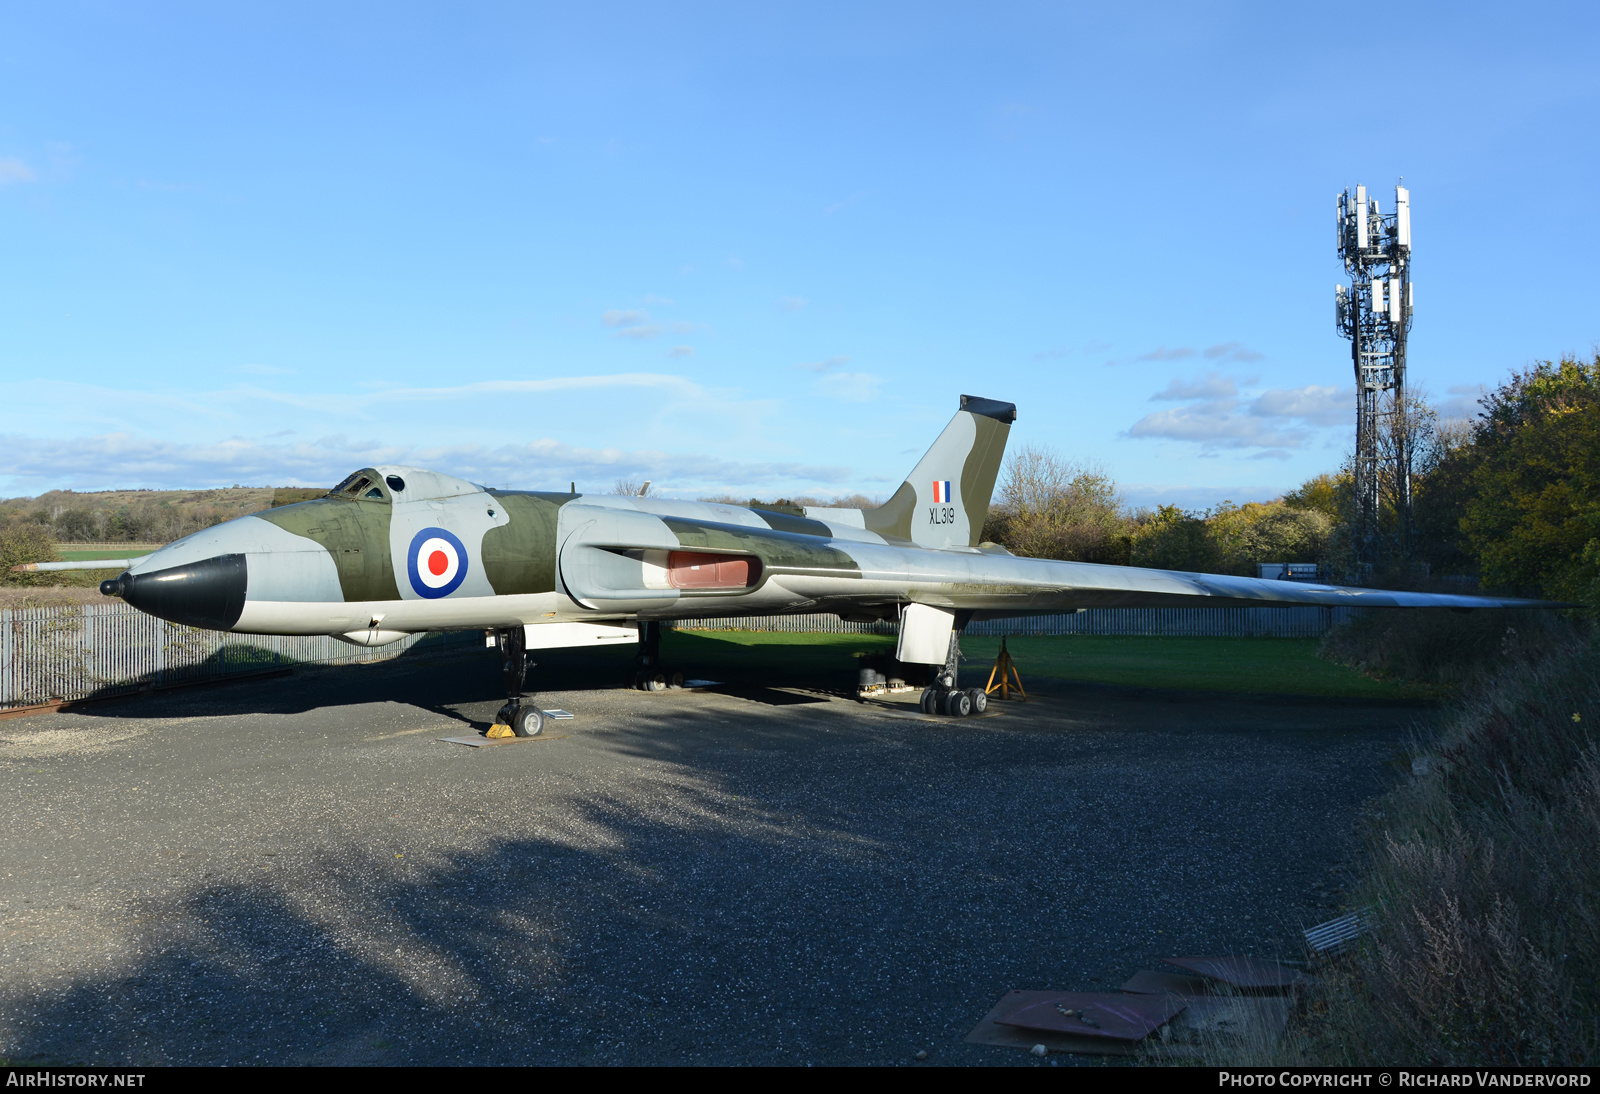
[1, 2, 1595, 508]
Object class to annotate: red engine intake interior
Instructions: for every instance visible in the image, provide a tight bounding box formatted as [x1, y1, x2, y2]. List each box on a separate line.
[666, 552, 759, 590]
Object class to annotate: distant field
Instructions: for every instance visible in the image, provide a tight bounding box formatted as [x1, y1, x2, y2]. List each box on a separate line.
[59, 549, 156, 562]
[960, 634, 1423, 699]
[667, 630, 1420, 700]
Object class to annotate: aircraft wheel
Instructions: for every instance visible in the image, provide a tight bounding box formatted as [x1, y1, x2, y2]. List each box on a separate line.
[512, 707, 544, 737]
[650, 673, 668, 691]
[949, 689, 973, 717]
[919, 687, 938, 714]
[669, 671, 685, 689]
[967, 688, 988, 714]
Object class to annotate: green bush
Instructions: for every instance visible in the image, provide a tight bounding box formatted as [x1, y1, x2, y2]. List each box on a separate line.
[0, 523, 61, 586]
[1317, 608, 1569, 694]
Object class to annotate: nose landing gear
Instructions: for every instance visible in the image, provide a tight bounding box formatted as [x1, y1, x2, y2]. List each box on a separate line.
[490, 626, 543, 737]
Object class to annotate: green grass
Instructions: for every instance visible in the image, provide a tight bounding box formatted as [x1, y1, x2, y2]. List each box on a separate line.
[669, 629, 1423, 700]
[966, 635, 1427, 698]
[59, 549, 153, 562]
[661, 630, 895, 681]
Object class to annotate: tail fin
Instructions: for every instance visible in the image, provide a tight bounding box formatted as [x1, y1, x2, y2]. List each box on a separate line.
[861, 394, 1015, 548]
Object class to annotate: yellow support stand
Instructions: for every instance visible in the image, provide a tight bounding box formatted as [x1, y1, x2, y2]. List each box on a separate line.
[984, 636, 1026, 701]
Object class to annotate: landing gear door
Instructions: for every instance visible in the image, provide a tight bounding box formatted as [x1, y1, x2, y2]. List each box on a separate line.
[897, 603, 955, 665]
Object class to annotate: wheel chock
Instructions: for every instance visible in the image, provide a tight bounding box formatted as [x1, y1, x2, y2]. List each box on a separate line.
[486, 723, 515, 739]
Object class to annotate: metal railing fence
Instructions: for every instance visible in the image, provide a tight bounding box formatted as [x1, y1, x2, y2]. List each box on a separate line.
[673, 606, 1356, 639]
[1, 603, 479, 710]
[1, 602, 1356, 710]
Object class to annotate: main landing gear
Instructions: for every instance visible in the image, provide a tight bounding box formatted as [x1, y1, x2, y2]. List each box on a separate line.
[491, 626, 543, 737]
[633, 621, 685, 692]
[918, 633, 988, 718]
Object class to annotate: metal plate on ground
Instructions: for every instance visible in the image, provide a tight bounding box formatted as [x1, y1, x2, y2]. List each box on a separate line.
[965, 991, 1141, 1056]
[543, 709, 575, 720]
[1164, 955, 1303, 991]
[1121, 969, 1216, 996]
[995, 991, 1186, 1041]
[439, 734, 569, 748]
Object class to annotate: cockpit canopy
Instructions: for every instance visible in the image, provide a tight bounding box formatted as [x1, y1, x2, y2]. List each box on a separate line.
[326, 466, 485, 504]
[328, 469, 390, 500]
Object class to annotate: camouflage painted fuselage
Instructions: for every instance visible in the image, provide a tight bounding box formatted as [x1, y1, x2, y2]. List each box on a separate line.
[104, 395, 1552, 653]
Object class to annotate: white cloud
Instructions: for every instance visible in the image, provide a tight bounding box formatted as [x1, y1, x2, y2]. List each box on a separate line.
[0, 158, 35, 185]
[603, 309, 698, 340]
[1149, 372, 1239, 401]
[1249, 385, 1345, 426]
[5, 373, 747, 430]
[1441, 383, 1486, 419]
[1106, 345, 1196, 367]
[601, 309, 650, 328]
[1129, 378, 1350, 451]
[0, 432, 859, 494]
[1109, 342, 1265, 368]
[1127, 402, 1309, 449]
[1203, 341, 1265, 363]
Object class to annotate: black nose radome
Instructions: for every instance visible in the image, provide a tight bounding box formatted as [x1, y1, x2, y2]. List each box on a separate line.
[120, 554, 247, 631]
[100, 575, 126, 597]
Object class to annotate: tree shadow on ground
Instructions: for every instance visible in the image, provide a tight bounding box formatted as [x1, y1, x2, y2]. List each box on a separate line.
[5, 665, 1418, 1065]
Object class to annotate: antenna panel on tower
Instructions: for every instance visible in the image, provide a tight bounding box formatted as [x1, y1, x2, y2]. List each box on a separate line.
[1335, 179, 1415, 568]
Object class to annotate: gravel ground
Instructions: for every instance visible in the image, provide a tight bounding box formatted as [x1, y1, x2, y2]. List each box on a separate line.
[0, 646, 1423, 1066]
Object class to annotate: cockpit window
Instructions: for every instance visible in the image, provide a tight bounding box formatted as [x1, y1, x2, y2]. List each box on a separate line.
[326, 469, 390, 501]
[385, 474, 406, 492]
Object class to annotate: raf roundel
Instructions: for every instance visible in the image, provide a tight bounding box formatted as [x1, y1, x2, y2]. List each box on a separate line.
[407, 527, 469, 599]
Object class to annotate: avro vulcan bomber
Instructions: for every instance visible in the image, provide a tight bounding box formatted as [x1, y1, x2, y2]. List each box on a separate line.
[37, 396, 1551, 736]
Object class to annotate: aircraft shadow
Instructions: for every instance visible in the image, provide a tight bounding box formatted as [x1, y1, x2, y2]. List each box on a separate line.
[61, 631, 868, 726]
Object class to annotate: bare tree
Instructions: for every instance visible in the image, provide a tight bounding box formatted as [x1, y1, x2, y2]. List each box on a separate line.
[988, 444, 1129, 563]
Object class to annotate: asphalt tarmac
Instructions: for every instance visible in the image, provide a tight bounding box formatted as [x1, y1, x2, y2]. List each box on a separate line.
[0, 645, 1423, 1066]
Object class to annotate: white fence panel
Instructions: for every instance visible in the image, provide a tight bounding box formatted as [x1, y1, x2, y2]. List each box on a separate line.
[1, 603, 479, 710]
[674, 606, 1355, 639]
[2, 603, 1357, 710]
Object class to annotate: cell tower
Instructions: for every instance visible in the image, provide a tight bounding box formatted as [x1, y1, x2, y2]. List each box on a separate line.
[1335, 182, 1413, 567]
